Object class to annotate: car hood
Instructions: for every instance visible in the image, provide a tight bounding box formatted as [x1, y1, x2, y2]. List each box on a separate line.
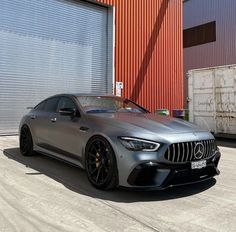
[89, 113, 207, 134]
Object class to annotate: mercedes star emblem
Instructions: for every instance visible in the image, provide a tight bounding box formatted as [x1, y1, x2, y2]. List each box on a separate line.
[194, 142, 204, 159]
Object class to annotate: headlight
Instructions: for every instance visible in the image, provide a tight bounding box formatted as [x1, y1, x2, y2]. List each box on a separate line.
[119, 137, 160, 152]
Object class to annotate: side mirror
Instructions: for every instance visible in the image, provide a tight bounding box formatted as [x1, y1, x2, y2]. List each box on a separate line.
[59, 108, 76, 117]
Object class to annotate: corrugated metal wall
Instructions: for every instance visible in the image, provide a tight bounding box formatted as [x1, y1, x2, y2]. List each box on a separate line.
[97, 0, 183, 112]
[184, 0, 236, 77]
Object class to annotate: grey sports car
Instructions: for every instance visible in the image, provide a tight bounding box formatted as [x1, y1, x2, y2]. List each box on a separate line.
[19, 94, 221, 190]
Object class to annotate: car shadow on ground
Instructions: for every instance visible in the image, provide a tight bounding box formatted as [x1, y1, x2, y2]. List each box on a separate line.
[216, 138, 236, 149]
[3, 147, 216, 203]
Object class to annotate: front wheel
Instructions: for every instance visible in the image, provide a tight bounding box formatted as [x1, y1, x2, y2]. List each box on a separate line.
[20, 125, 34, 156]
[85, 136, 118, 190]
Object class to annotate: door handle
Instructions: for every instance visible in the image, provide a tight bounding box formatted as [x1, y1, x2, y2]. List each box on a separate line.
[31, 115, 36, 119]
[80, 126, 89, 132]
[51, 118, 57, 123]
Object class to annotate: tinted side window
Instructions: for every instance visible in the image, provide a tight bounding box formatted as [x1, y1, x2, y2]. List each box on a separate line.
[44, 97, 59, 112]
[35, 101, 46, 111]
[57, 97, 76, 111]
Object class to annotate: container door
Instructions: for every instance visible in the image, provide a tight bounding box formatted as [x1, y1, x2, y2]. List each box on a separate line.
[188, 69, 217, 133]
[214, 67, 236, 134]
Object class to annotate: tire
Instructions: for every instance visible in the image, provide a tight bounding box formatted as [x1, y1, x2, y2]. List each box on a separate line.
[85, 136, 119, 190]
[20, 125, 34, 156]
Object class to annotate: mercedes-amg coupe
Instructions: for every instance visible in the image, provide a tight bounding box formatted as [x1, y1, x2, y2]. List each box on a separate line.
[19, 94, 221, 190]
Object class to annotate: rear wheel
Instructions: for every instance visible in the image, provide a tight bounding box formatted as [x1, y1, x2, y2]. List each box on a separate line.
[85, 136, 118, 190]
[20, 125, 34, 156]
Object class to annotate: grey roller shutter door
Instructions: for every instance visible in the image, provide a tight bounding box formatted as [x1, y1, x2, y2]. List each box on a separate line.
[0, 0, 112, 135]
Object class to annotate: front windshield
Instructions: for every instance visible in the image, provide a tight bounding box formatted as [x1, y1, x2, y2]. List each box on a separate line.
[77, 96, 148, 114]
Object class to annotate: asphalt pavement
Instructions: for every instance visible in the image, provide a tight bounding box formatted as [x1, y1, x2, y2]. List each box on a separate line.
[0, 136, 235, 232]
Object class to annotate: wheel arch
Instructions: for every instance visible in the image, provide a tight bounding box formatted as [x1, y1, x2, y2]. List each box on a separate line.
[19, 123, 35, 147]
[84, 133, 119, 189]
[83, 133, 118, 164]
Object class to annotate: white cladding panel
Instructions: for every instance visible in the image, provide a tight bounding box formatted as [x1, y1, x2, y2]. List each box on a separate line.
[188, 65, 236, 136]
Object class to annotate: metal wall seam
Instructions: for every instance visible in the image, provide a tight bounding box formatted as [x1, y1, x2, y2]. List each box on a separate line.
[97, 0, 183, 113]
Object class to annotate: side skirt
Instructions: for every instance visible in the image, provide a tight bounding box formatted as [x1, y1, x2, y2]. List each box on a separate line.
[34, 144, 85, 169]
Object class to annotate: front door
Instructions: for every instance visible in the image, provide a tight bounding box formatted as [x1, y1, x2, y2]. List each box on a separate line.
[47, 97, 84, 159]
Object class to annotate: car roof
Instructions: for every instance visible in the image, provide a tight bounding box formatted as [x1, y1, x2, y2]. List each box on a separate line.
[49, 93, 117, 98]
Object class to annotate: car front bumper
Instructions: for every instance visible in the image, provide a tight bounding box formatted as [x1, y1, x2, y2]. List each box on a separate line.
[125, 151, 221, 190]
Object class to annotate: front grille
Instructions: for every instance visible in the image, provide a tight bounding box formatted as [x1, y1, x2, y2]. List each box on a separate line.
[164, 140, 216, 163]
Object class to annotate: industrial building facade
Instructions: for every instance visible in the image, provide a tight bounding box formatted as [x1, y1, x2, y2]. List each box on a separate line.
[184, 0, 236, 80]
[0, 0, 183, 134]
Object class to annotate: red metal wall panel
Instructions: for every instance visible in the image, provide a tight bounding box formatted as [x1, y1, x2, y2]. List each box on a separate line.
[97, 0, 183, 113]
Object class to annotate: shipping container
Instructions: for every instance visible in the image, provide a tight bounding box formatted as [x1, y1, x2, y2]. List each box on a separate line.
[188, 65, 236, 138]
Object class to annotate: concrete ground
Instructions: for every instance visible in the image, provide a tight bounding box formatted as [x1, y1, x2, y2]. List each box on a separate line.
[0, 136, 235, 232]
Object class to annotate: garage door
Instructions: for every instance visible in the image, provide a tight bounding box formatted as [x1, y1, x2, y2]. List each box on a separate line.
[0, 0, 113, 135]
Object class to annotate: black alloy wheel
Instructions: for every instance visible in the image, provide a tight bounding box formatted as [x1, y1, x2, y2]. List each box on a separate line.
[20, 125, 34, 156]
[85, 136, 118, 190]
